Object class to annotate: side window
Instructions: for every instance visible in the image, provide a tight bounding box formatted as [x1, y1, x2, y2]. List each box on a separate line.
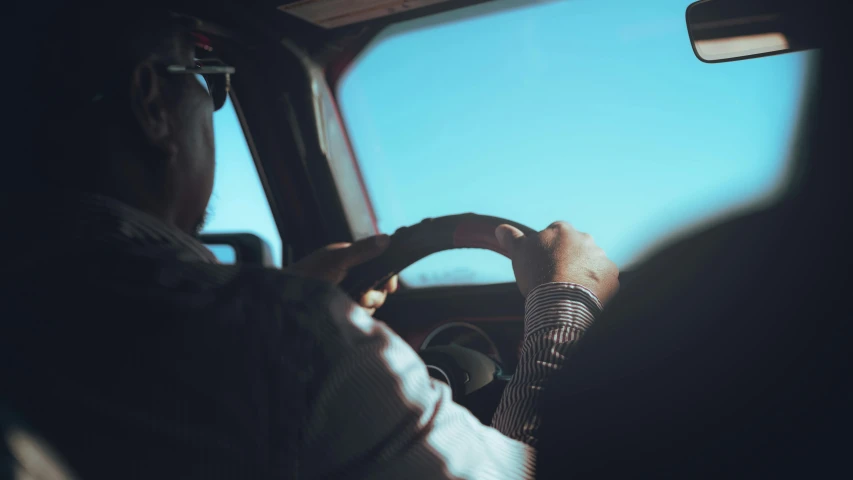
[201, 97, 283, 267]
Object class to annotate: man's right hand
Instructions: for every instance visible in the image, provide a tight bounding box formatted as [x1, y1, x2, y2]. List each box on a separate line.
[495, 221, 620, 305]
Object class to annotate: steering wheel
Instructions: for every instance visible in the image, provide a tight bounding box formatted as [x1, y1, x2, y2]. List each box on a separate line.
[340, 214, 536, 401]
[340, 214, 535, 297]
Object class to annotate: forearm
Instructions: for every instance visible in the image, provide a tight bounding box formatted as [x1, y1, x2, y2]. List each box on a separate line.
[491, 283, 602, 446]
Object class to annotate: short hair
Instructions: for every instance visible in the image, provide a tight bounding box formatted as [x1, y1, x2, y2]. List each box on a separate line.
[33, 0, 197, 188]
[39, 0, 195, 113]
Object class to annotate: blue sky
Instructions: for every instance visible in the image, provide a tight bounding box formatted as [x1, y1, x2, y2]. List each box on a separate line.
[204, 0, 810, 287]
[202, 96, 283, 266]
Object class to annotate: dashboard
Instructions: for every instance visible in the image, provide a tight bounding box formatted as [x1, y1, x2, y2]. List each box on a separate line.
[377, 283, 527, 422]
[402, 318, 524, 375]
[397, 317, 522, 423]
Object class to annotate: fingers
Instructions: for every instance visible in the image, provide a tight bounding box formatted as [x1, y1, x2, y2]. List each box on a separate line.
[326, 234, 390, 269]
[359, 275, 398, 312]
[495, 224, 526, 257]
[380, 275, 399, 294]
[321, 242, 355, 253]
[359, 289, 388, 313]
[547, 221, 580, 238]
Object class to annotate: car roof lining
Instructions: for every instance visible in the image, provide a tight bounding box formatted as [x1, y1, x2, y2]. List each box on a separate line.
[273, 0, 500, 30]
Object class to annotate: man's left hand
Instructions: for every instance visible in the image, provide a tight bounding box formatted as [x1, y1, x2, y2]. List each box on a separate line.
[286, 235, 399, 315]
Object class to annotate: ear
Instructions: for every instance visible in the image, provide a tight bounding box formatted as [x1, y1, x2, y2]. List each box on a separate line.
[128, 60, 175, 155]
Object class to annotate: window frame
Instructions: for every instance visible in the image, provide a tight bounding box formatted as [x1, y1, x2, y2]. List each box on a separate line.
[218, 28, 366, 262]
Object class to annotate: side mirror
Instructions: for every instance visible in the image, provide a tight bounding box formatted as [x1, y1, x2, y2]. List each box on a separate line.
[686, 0, 822, 63]
[198, 233, 274, 267]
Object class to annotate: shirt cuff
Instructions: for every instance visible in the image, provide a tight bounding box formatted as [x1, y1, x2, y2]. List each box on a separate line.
[524, 282, 603, 339]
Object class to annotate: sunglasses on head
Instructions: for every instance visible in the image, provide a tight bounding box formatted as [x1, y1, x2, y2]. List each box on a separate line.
[166, 60, 235, 111]
[90, 49, 235, 112]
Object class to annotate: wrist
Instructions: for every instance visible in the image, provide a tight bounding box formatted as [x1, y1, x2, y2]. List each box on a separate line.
[524, 282, 603, 339]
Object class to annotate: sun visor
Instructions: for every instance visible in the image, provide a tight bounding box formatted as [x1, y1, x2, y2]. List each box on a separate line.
[278, 0, 452, 29]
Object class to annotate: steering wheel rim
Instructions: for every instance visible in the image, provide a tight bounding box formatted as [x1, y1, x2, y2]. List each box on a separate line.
[340, 213, 536, 298]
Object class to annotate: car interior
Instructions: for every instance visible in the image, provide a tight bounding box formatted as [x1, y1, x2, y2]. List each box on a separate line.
[2, 0, 834, 477]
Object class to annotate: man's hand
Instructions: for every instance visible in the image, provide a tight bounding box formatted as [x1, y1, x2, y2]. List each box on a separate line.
[495, 221, 619, 304]
[286, 235, 399, 315]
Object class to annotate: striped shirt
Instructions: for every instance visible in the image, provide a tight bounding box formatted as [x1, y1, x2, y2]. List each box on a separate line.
[2, 194, 601, 479]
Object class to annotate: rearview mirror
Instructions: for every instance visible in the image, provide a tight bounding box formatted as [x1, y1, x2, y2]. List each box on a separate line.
[686, 0, 821, 63]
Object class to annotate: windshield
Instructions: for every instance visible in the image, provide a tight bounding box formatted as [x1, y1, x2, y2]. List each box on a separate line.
[338, 0, 811, 288]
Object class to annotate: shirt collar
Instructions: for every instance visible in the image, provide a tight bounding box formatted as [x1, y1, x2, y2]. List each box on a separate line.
[57, 193, 218, 264]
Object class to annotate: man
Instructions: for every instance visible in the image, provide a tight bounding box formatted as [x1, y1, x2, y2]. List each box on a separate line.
[1, 2, 618, 478]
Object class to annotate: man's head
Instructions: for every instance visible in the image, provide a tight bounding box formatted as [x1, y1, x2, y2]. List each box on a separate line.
[35, 1, 222, 235]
